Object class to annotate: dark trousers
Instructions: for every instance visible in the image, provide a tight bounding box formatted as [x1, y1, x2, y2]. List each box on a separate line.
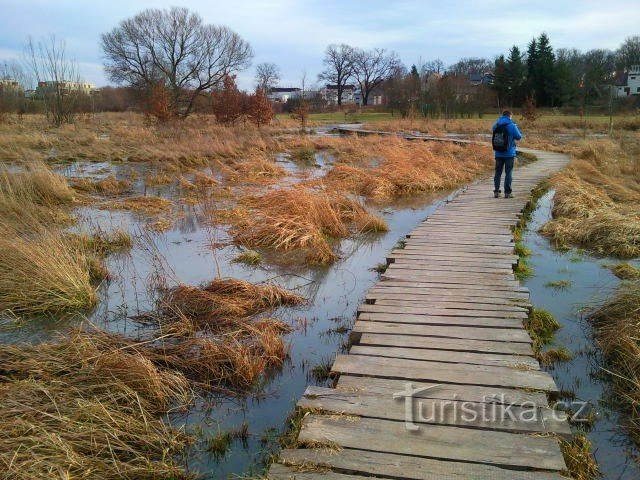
[494, 157, 514, 194]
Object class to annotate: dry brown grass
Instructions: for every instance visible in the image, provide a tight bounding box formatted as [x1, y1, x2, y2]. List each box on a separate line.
[161, 278, 304, 329]
[590, 281, 640, 446]
[541, 136, 640, 258]
[320, 137, 493, 200]
[231, 185, 388, 264]
[71, 175, 132, 195]
[104, 195, 173, 214]
[0, 327, 193, 479]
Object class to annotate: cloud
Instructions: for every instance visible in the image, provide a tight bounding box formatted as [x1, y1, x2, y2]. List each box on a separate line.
[1, 0, 638, 89]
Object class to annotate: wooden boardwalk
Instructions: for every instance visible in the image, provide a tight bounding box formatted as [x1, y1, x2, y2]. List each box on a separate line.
[269, 147, 571, 479]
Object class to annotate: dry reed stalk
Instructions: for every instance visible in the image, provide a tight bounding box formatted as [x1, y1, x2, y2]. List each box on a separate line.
[0, 220, 98, 316]
[161, 278, 304, 328]
[72, 175, 132, 195]
[0, 328, 193, 479]
[103, 195, 173, 214]
[323, 138, 492, 200]
[231, 185, 387, 264]
[541, 165, 640, 258]
[590, 281, 640, 445]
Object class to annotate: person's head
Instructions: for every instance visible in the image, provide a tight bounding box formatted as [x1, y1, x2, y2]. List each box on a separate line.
[502, 110, 512, 118]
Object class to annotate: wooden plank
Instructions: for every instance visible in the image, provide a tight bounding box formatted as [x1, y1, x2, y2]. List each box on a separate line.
[368, 298, 528, 312]
[268, 464, 366, 480]
[278, 448, 567, 480]
[376, 278, 529, 293]
[349, 345, 540, 369]
[336, 375, 549, 407]
[382, 271, 518, 286]
[332, 355, 557, 392]
[358, 312, 524, 329]
[298, 386, 570, 436]
[366, 291, 530, 306]
[358, 332, 534, 356]
[358, 303, 528, 319]
[297, 415, 566, 471]
[352, 321, 532, 343]
[369, 280, 529, 303]
[385, 261, 515, 274]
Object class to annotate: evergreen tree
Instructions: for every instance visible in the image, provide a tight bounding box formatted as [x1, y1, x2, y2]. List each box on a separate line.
[535, 33, 556, 106]
[526, 37, 538, 99]
[492, 55, 509, 108]
[506, 46, 526, 106]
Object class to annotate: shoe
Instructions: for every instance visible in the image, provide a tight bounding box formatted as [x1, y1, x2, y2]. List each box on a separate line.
[494, 192, 501, 198]
[505, 193, 514, 199]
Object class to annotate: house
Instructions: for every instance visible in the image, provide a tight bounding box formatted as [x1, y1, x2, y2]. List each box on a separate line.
[267, 87, 301, 102]
[468, 72, 494, 87]
[612, 65, 640, 97]
[320, 84, 356, 105]
[36, 81, 98, 96]
[0, 78, 23, 94]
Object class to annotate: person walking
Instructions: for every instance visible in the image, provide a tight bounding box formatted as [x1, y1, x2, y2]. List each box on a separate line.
[491, 110, 522, 198]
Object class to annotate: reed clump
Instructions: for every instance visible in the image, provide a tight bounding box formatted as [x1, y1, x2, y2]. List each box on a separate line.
[231, 186, 387, 264]
[559, 433, 600, 480]
[323, 138, 492, 200]
[161, 278, 304, 329]
[540, 160, 640, 258]
[72, 175, 132, 195]
[104, 195, 173, 214]
[610, 263, 640, 280]
[0, 162, 75, 225]
[0, 328, 193, 479]
[590, 280, 640, 444]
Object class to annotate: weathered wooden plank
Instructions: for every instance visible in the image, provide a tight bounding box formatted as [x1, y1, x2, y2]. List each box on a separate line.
[367, 299, 528, 313]
[349, 345, 540, 369]
[297, 415, 566, 471]
[298, 386, 570, 436]
[382, 272, 519, 287]
[278, 448, 567, 480]
[357, 312, 524, 329]
[385, 262, 515, 275]
[268, 463, 366, 480]
[332, 355, 557, 392]
[336, 375, 548, 407]
[358, 303, 528, 319]
[376, 278, 529, 293]
[352, 321, 532, 343]
[352, 320, 530, 342]
[369, 280, 529, 301]
[357, 332, 534, 355]
[366, 291, 530, 306]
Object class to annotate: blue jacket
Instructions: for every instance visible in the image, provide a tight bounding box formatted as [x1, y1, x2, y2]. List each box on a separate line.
[492, 115, 522, 158]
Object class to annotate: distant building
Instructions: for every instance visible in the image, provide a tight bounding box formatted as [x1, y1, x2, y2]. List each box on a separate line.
[320, 84, 356, 105]
[267, 87, 301, 102]
[0, 78, 24, 94]
[36, 81, 98, 97]
[468, 72, 494, 86]
[611, 65, 640, 97]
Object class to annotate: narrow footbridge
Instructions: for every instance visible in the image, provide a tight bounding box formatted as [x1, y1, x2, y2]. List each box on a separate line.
[269, 147, 571, 479]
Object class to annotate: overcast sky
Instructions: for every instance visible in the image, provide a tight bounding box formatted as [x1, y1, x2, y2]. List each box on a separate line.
[1, 0, 638, 90]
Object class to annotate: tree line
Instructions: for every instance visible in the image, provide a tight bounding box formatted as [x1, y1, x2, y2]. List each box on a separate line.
[1, 5, 639, 125]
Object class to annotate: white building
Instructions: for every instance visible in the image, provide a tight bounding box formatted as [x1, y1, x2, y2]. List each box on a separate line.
[267, 87, 301, 103]
[612, 65, 640, 97]
[320, 84, 356, 105]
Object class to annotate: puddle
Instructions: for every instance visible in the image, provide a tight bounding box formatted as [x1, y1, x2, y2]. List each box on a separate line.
[522, 190, 640, 478]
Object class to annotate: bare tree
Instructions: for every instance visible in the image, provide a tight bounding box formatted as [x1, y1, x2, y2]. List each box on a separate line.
[318, 44, 355, 106]
[254, 62, 280, 92]
[25, 35, 82, 126]
[101, 7, 253, 118]
[448, 57, 492, 76]
[422, 59, 445, 75]
[352, 48, 402, 106]
[617, 35, 640, 71]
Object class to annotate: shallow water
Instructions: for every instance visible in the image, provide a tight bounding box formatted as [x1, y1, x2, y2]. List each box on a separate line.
[9, 156, 453, 477]
[522, 191, 640, 479]
[5, 153, 639, 477]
